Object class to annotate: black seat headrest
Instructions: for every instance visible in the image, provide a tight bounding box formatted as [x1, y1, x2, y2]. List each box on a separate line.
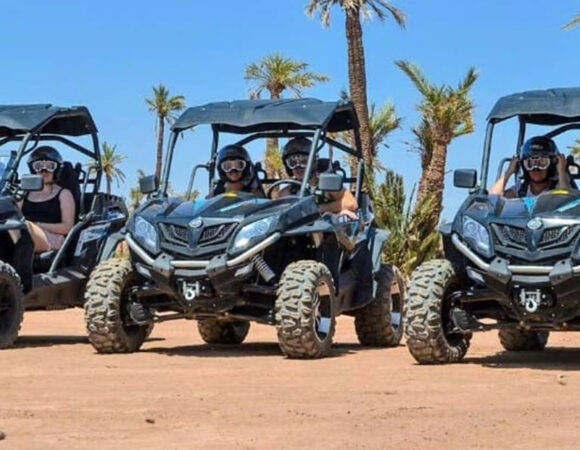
[58, 162, 81, 217]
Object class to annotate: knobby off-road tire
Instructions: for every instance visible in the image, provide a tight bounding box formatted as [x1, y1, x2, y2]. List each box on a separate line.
[355, 264, 405, 347]
[405, 259, 471, 364]
[84, 258, 152, 353]
[498, 328, 549, 351]
[0, 262, 24, 349]
[197, 320, 250, 344]
[275, 260, 336, 359]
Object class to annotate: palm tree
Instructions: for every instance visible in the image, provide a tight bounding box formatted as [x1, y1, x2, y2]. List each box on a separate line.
[146, 84, 186, 180]
[244, 52, 329, 177]
[99, 142, 126, 195]
[306, 0, 406, 164]
[396, 60, 478, 223]
[563, 12, 580, 30]
[129, 169, 146, 210]
[569, 138, 580, 155]
[374, 170, 440, 278]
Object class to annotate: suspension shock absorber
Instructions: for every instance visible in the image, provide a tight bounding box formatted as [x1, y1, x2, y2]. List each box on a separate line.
[253, 254, 276, 283]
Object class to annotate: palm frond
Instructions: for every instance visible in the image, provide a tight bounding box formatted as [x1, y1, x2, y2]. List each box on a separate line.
[563, 12, 580, 30]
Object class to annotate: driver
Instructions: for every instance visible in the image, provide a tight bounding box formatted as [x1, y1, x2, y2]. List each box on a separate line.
[278, 137, 358, 219]
[214, 144, 264, 197]
[490, 136, 571, 198]
[18, 146, 75, 252]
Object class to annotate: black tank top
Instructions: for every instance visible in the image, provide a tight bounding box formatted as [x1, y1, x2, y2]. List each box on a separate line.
[22, 188, 63, 224]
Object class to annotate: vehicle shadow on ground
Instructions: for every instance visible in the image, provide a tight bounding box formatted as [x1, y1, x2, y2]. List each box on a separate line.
[142, 342, 397, 359]
[465, 347, 580, 371]
[12, 335, 164, 349]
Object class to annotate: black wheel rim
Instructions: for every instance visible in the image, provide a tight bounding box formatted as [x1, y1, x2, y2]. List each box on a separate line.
[121, 278, 145, 336]
[0, 279, 18, 335]
[442, 282, 463, 346]
[390, 276, 403, 331]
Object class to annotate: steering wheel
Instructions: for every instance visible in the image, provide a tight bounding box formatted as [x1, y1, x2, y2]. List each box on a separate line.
[266, 179, 312, 199]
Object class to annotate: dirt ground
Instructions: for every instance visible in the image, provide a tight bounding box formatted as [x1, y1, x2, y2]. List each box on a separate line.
[2, 310, 580, 449]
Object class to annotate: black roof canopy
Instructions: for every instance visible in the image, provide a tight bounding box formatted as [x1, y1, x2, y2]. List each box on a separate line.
[0, 104, 97, 137]
[171, 98, 359, 134]
[488, 87, 580, 125]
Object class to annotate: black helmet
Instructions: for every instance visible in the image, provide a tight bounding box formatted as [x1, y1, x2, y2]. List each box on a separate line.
[216, 144, 253, 182]
[27, 146, 63, 175]
[282, 137, 313, 176]
[520, 136, 558, 180]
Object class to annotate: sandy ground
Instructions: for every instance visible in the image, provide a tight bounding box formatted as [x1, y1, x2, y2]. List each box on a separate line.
[2, 310, 580, 449]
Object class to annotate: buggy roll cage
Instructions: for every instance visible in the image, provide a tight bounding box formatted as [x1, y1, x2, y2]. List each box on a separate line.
[0, 107, 103, 213]
[162, 99, 364, 205]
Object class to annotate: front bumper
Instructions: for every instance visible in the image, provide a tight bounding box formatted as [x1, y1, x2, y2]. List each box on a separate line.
[452, 233, 580, 322]
[126, 232, 280, 306]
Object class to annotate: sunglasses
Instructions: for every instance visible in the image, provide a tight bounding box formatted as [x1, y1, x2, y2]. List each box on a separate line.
[32, 160, 58, 173]
[285, 154, 309, 170]
[522, 156, 552, 171]
[220, 159, 247, 173]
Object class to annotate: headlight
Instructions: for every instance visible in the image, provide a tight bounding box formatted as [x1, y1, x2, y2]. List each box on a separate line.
[133, 216, 159, 254]
[462, 216, 491, 256]
[230, 217, 276, 254]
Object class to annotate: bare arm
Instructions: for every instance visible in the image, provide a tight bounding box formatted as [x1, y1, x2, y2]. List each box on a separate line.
[490, 157, 519, 195]
[318, 189, 358, 218]
[556, 154, 573, 190]
[37, 189, 75, 235]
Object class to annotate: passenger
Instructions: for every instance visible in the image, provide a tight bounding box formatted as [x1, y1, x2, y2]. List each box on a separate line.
[18, 146, 75, 252]
[214, 144, 264, 197]
[490, 136, 571, 198]
[278, 137, 358, 219]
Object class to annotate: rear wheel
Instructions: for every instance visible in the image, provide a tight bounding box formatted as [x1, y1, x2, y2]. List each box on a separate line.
[405, 259, 471, 364]
[197, 320, 250, 344]
[498, 328, 549, 351]
[355, 264, 405, 347]
[84, 258, 151, 353]
[275, 260, 336, 359]
[0, 262, 23, 349]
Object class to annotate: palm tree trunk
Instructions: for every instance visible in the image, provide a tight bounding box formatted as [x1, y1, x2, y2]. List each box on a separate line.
[155, 116, 165, 180]
[417, 139, 449, 222]
[345, 7, 373, 170]
[106, 177, 111, 195]
[266, 91, 281, 178]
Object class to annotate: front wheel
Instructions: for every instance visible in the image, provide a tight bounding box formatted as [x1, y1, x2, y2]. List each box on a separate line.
[84, 258, 151, 353]
[275, 260, 336, 359]
[0, 262, 24, 349]
[197, 320, 250, 344]
[355, 264, 405, 347]
[405, 259, 471, 364]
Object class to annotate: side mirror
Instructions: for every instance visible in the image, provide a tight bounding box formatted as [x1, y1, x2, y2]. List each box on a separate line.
[318, 172, 343, 192]
[139, 175, 159, 194]
[21, 174, 44, 192]
[453, 169, 477, 189]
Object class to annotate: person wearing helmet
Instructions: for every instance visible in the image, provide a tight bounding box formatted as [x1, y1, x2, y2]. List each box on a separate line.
[213, 144, 264, 197]
[279, 137, 358, 219]
[490, 136, 571, 198]
[17, 146, 76, 252]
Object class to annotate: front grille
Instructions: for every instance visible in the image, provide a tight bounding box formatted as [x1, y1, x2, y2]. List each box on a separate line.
[492, 224, 526, 249]
[199, 223, 235, 246]
[539, 225, 578, 248]
[159, 223, 189, 245]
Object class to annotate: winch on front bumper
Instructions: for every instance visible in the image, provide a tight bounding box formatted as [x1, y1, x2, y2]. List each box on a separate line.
[452, 234, 580, 323]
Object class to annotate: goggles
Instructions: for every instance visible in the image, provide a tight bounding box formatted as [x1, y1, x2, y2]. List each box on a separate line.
[285, 153, 309, 170]
[31, 160, 59, 173]
[220, 159, 247, 173]
[522, 155, 552, 172]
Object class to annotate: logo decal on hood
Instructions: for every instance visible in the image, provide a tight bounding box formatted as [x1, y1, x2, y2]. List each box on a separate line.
[189, 218, 203, 228]
[527, 218, 542, 230]
[523, 197, 536, 214]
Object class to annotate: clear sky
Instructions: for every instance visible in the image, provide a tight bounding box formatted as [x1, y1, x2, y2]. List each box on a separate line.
[2, 0, 579, 219]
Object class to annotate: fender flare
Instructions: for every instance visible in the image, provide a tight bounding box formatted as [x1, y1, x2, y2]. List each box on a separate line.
[98, 231, 126, 263]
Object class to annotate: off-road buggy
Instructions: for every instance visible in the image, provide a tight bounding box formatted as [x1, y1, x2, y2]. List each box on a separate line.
[84, 98, 405, 358]
[405, 87, 580, 364]
[0, 105, 127, 348]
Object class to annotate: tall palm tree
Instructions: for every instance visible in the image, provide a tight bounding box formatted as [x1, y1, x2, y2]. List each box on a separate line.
[100, 142, 126, 195]
[563, 12, 580, 30]
[244, 52, 329, 177]
[129, 169, 146, 211]
[306, 0, 405, 164]
[146, 84, 186, 180]
[396, 60, 478, 223]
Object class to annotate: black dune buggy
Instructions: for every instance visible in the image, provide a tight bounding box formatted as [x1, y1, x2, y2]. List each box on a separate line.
[405, 87, 580, 364]
[84, 98, 405, 358]
[0, 104, 127, 348]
